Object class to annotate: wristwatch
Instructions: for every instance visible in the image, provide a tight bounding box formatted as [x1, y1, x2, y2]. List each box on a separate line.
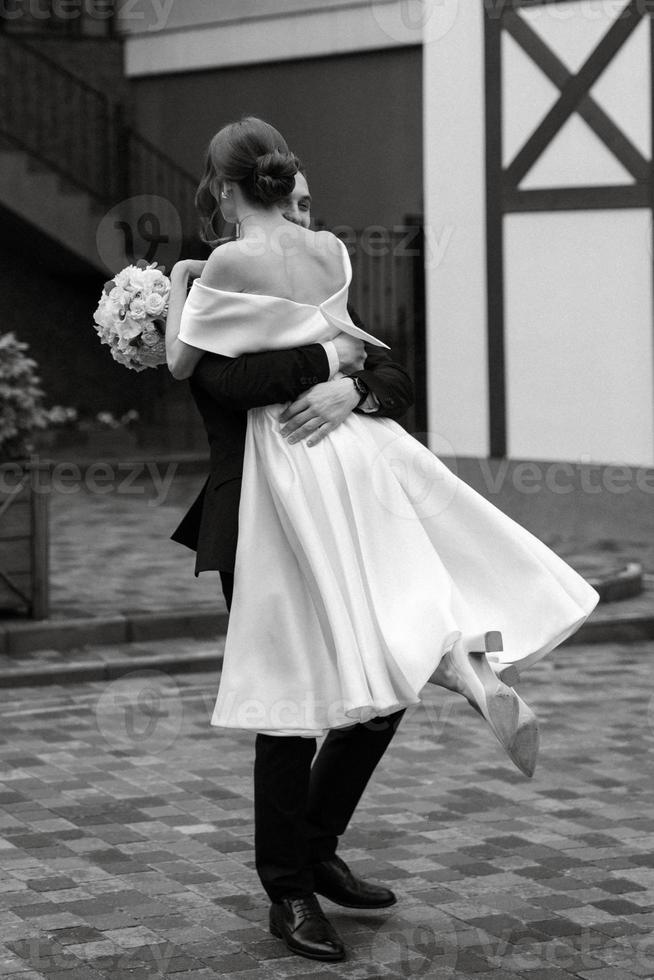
[350, 376, 370, 407]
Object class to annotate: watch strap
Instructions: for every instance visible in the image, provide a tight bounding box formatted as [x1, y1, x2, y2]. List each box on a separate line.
[350, 376, 370, 407]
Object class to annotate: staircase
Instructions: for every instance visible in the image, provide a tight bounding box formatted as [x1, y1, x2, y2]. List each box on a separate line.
[0, 33, 203, 276]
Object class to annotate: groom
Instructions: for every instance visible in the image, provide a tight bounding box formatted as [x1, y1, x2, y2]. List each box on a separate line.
[172, 173, 415, 962]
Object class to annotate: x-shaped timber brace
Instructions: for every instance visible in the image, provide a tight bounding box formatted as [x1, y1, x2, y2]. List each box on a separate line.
[484, 0, 654, 457]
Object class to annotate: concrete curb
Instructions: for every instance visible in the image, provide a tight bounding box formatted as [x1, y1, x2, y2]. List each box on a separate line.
[579, 561, 643, 604]
[1, 605, 654, 688]
[0, 609, 229, 657]
[0, 650, 223, 689]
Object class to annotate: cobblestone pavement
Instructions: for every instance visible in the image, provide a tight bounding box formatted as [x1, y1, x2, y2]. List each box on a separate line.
[48, 471, 224, 620]
[45, 468, 653, 622]
[1, 641, 653, 979]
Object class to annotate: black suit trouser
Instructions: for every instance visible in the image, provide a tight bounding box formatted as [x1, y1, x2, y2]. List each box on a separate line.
[219, 571, 405, 902]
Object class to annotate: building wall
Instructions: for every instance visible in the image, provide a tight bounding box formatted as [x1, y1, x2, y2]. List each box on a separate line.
[128, 46, 423, 231]
[118, 0, 422, 74]
[502, 6, 653, 466]
[423, 1, 489, 458]
[423, 0, 654, 466]
[121, 0, 654, 466]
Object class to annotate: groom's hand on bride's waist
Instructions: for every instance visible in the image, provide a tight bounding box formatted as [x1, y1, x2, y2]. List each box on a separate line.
[279, 379, 363, 447]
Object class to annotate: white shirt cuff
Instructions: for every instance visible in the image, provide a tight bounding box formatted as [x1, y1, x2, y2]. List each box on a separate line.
[322, 341, 340, 380]
[359, 392, 380, 413]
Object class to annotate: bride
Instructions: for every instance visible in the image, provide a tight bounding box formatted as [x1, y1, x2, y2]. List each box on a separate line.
[165, 116, 599, 962]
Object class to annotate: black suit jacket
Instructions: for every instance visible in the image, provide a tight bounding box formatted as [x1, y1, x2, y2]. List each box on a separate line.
[171, 308, 415, 574]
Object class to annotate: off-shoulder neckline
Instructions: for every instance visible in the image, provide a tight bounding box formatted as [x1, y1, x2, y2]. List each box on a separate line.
[192, 236, 351, 310]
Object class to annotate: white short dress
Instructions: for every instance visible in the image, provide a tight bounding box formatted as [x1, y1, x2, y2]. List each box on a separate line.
[179, 241, 599, 737]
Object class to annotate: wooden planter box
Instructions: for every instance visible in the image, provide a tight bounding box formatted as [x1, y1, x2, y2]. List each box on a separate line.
[0, 460, 50, 619]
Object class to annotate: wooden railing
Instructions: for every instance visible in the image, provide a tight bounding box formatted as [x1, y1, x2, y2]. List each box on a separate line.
[0, 462, 49, 620]
[345, 219, 427, 435]
[0, 32, 198, 239]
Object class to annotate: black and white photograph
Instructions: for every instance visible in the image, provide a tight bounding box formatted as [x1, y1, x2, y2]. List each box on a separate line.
[0, 1, 653, 976]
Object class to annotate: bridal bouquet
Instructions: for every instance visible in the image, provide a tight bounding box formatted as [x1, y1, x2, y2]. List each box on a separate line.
[93, 261, 170, 372]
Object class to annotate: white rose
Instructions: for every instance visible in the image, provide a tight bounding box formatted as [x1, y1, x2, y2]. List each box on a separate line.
[129, 269, 146, 290]
[93, 303, 112, 330]
[121, 316, 143, 340]
[142, 268, 163, 289]
[152, 277, 168, 295]
[112, 287, 130, 310]
[113, 269, 130, 289]
[129, 298, 147, 320]
[144, 293, 166, 317]
[141, 329, 160, 348]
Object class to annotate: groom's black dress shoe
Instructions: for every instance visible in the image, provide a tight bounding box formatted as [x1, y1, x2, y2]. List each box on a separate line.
[269, 894, 345, 962]
[313, 854, 397, 909]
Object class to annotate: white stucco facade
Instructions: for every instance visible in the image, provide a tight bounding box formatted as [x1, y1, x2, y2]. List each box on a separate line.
[119, 0, 654, 466]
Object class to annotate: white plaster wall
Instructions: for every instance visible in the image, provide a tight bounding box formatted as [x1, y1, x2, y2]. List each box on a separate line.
[503, 10, 651, 187]
[505, 209, 654, 466]
[423, 0, 489, 456]
[519, 1, 651, 158]
[119, 0, 422, 75]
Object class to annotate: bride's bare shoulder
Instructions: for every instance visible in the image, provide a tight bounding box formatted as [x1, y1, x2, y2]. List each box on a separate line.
[199, 241, 246, 292]
[308, 229, 346, 269]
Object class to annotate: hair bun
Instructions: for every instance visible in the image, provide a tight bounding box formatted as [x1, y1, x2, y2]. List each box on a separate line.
[252, 149, 299, 205]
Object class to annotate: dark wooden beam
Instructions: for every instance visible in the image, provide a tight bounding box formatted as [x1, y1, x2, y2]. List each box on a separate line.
[507, 0, 653, 7]
[505, 10, 650, 183]
[485, 5, 507, 458]
[505, 183, 650, 211]
[505, 0, 644, 187]
[650, 15, 654, 447]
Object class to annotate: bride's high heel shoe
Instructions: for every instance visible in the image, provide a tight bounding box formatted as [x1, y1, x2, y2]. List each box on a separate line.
[485, 639, 539, 778]
[430, 631, 539, 778]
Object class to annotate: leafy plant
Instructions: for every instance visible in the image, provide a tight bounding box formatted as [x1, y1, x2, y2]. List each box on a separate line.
[0, 332, 46, 462]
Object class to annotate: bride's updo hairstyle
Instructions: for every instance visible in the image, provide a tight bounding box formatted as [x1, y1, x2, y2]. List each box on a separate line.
[196, 115, 301, 244]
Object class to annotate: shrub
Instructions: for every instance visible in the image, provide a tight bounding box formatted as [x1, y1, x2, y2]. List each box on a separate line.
[0, 332, 46, 462]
